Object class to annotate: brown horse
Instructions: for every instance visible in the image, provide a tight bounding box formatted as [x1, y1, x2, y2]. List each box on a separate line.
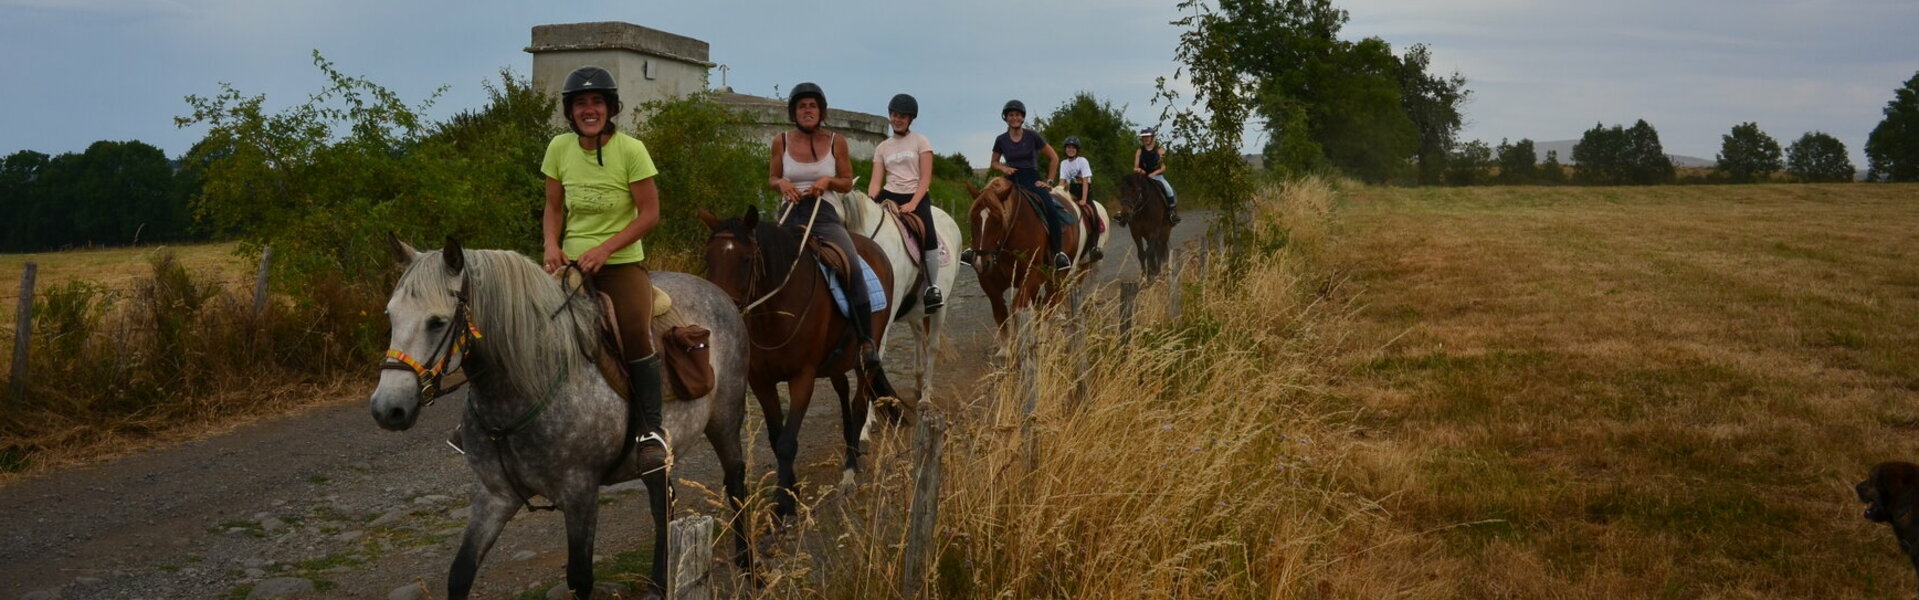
[1116, 172, 1175, 278]
[964, 178, 1092, 331]
[698, 206, 898, 519]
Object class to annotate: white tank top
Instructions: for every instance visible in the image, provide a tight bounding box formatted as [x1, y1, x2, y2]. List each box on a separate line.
[782, 132, 839, 193]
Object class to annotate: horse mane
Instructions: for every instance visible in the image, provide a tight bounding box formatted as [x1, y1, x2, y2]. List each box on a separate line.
[715, 215, 804, 288]
[396, 248, 600, 401]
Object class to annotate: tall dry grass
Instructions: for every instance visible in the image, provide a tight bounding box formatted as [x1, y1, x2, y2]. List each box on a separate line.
[713, 175, 1423, 598]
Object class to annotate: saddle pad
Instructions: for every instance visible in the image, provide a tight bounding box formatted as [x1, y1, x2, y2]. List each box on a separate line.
[818, 259, 888, 317]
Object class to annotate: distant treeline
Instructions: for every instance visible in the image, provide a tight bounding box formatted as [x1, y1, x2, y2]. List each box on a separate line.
[1, 141, 209, 252]
[1440, 122, 1862, 186]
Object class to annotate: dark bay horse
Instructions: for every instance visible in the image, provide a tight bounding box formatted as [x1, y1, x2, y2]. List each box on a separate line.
[964, 178, 1104, 331]
[698, 207, 899, 518]
[369, 238, 751, 600]
[1116, 172, 1175, 278]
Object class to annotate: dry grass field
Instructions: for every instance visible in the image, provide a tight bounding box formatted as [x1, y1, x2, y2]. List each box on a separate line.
[1327, 183, 1919, 597]
[0, 242, 250, 323]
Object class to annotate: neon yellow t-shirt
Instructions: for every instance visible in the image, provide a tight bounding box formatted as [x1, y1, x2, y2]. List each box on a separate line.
[540, 132, 659, 264]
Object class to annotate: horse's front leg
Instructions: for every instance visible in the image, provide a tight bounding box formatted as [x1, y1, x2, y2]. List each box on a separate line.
[447, 487, 519, 600]
[829, 373, 862, 488]
[560, 484, 603, 598]
[773, 369, 817, 519]
[641, 467, 672, 599]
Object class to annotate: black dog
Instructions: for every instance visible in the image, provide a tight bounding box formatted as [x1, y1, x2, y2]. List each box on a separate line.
[1859, 461, 1919, 596]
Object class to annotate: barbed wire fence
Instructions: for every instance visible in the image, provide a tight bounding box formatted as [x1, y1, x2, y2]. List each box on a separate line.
[4, 247, 272, 402]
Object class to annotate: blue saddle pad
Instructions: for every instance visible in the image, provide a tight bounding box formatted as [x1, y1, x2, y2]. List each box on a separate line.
[819, 257, 887, 317]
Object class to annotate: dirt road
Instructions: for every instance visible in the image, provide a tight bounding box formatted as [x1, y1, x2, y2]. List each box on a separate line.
[0, 210, 1210, 600]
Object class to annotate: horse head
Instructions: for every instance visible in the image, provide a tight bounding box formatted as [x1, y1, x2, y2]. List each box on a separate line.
[699, 207, 761, 308]
[967, 178, 1018, 270]
[372, 234, 473, 431]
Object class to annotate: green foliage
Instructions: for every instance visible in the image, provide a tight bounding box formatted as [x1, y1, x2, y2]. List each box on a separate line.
[1446, 140, 1492, 186]
[1573, 120, 1673, 185]
[629, 92, 767, 253]
[1035, 92, 1136, 202]
[933, 152, 978, 185]
[1495, 138, 1538, 185]
[0, 141, 199, 252]
[1865, 71, 1919, 182]
[178, 53, 554, 296]
[1714, 122, 1783, 183]
[1539, 150, 1567, 185]
[1158, 0, 1466, 185]
[1785, 131, 1854, 183]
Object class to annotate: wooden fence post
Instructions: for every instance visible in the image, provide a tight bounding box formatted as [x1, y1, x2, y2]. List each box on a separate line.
[1069, 286, 1087, 407]
[902, 399, 947, 600]
[1018, 312, 1039, 472]
[668, 515, 713, 600]
[1118, 281, 1138, 345]
[252, 246, 272, 317]
[1168, 257, 1182, 320]
[10, 262, 34, 401]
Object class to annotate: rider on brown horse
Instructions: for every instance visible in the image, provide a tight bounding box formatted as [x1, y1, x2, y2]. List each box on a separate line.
[1134, 126, 1180, 225]
[986, 99, 1072, 271]
[768, 82, 884, 363]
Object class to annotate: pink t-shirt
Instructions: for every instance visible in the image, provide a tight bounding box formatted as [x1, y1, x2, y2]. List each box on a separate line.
[875, 132, 934, 195]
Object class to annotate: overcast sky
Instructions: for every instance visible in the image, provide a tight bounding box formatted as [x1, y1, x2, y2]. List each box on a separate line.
[4, 0, 1915, 168]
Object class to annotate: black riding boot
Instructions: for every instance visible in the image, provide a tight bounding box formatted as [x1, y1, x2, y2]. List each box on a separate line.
[627, 354, 668, 474]
[1167, 197, 1182, 225]
[922, 248, 944, 312]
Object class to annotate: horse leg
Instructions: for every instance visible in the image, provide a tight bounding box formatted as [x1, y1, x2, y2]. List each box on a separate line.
[560, 488, 603, 598]
[642, 467, 672, 598]
[773, 370, 816, 519]
[705, 406, 753, 572]
[447, 489, 518, 600]
[829, 373, 863, 487]
[749, 378, 784, 458]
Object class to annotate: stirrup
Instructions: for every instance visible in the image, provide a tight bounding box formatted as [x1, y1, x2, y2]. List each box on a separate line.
[924, 285, 945, 312]
[633, 431, 670, 475]
[958, 248, 975, 266]
[1052, 252, 1072, 270]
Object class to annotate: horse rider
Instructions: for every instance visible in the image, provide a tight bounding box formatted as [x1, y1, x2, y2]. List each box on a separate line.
[865, 93, 944, 312]
[1134, 126, 1180, 224]
[539, 65, 668, 473]
[990, 100, 1070, 270]
[768, 82, 886, 364]
[1057, 136, 1103, 261]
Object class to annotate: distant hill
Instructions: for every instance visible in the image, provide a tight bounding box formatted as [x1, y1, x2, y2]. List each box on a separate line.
[1533, 139, 1715, 169]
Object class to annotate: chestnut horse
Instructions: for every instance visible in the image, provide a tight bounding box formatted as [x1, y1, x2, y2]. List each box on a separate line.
[1115, 172, 1174, 278]
[698, 206, 898, 518]
[964, 178, 1108, 331]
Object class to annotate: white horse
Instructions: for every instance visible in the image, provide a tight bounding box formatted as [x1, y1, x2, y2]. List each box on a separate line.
[1050, 186, 1112, 276]
[837, 190, 962, 426]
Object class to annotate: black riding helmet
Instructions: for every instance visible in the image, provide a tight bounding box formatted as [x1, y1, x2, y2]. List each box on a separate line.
[787, 82, 827, 130]
[888, 93, 918, 118]
[1002, 99, 1026, 118]
[561, 66, 621, 165]
[1063, 136, 1081, 149]
[561, 66, 621, 133]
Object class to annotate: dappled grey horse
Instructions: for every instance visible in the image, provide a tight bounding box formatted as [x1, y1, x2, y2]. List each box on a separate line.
[369, 238, 749, 600]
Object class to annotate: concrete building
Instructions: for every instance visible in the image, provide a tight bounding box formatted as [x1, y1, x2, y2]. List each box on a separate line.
[526, 21, 886, 159]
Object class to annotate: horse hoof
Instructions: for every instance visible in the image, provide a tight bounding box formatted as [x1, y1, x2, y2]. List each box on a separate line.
[839, 469, 857, 489]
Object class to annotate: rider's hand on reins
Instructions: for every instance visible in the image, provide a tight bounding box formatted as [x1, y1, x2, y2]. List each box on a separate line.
[775, 179, 801, 203]
[576, 247, 612, 275]
[543, 245, 567, 274]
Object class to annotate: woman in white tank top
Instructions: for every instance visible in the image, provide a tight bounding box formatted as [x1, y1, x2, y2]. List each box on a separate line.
[766, 82, 882, 360]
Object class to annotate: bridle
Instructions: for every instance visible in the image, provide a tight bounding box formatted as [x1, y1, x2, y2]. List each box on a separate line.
[970, 184, 1032, 270]
[711, 217, 825, 352]
[381, 269, 481, 407]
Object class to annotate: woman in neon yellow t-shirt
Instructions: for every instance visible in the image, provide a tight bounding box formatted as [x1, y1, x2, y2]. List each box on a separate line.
[539, 65, 667, 474]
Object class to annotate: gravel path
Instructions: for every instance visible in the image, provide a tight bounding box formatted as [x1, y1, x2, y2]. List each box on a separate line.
[0, 210, 1210, 600]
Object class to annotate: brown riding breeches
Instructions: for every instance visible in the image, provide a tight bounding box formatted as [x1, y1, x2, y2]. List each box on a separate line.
[592, 262, 655, 360]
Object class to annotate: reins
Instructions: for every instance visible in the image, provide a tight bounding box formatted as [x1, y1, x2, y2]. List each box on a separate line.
[741, 197, 823, 313]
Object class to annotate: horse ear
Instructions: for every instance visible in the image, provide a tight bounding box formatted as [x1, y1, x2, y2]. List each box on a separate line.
[742, 206, 759, 231]
[442, 236, 465, 273]
[698, 209, 720, 231]
[387, 232, 418, 265]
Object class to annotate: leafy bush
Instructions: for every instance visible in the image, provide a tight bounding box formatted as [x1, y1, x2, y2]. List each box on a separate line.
[630, 92, 770, 255]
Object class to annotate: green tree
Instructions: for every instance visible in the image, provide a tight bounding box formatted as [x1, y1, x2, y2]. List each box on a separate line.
[1714, 122, 1783, 183]
[1035, 91, 1136, 201]
[1623, 119, 1675, 185]
[1572, 123, 1627, 185]
[1398, 43, 1470, 185]
[629, 93, 765, 252]
[1865, 71, 1919, 182]
[1539, 149, 1566, 185]
[0, 150, 52, 251]
[1446, 140, 1492, 186]
[1495, 138, 1537, 185]
[1785, 131, 1854, 183]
